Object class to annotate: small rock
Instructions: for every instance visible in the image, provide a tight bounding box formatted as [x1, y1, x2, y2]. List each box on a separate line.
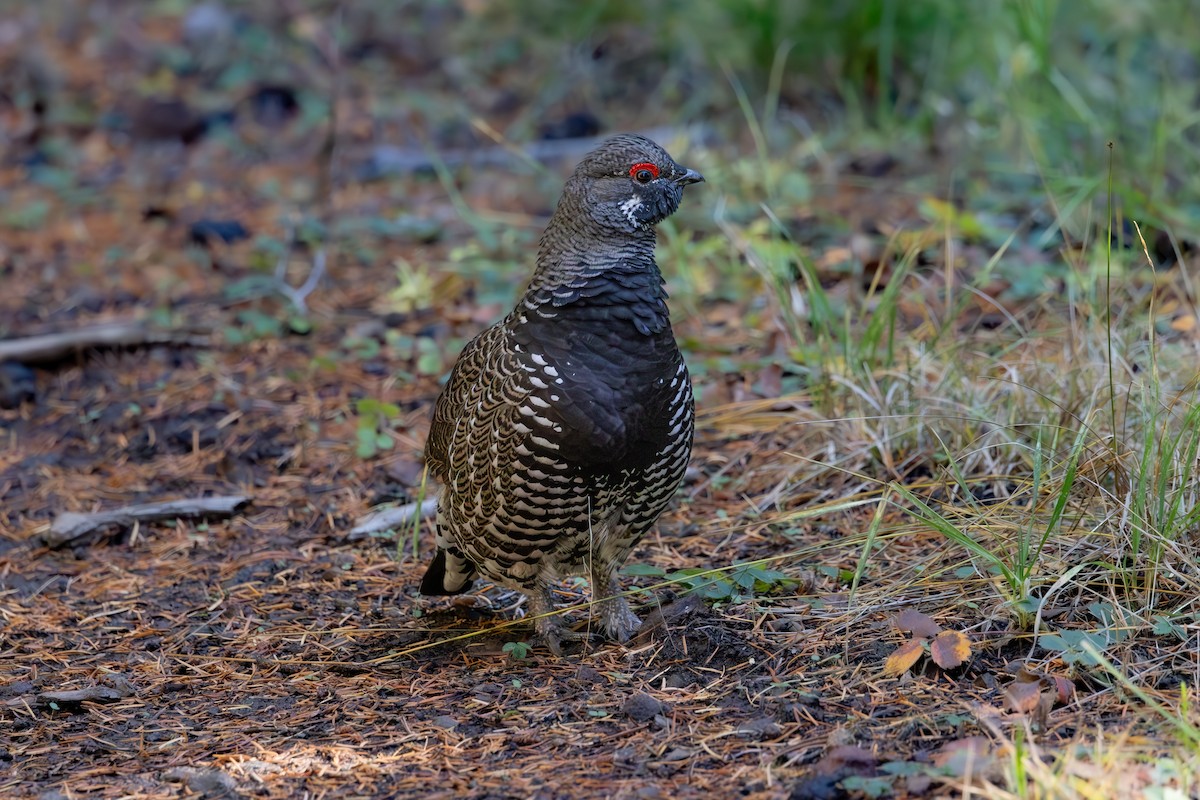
[163, 767, 238, 798]
[128, 97, 208, 144]
[572, 666, 603, 685]
[662, 672, 690, 689]
[182, 3, 235, 46]
[2, 680, 34, 697]
[622, 692, 667, 722]
[189, 219, 250, 246]
[247, 84, 299, 127]
[656, 747, 693, 763]
[788, 775, 840, 800]
[432, 715, 459, 730]
[732, 716, 782, 739]
[0, 361, 36, 408]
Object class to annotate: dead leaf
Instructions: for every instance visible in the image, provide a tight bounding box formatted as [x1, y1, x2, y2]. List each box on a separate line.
[816, 246, 853, 272]
[930, 629, 971, 669]
[932, 736, 995, 778]
[1004, 679, 1042, 714]
[894, 608, 941, 639]
[1053, 676, 1075, 705]
[756, 362, 783, 398]
[813, 744, 879, 775]
[384, 458, 426, 486]
[883, 637, 926, 676]
[906, 773, 933, 794]
[1170, 314, 1196, 332]
[1010, 662, 1042, 682]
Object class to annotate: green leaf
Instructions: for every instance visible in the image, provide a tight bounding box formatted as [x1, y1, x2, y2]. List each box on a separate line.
[880, 761, 925, 777]
[622, 564, 666, 577]
[839, 775, 895, 798]
[356, 427, 379, 459]
[1152, 616, 1185, 640]
[1038, 634, 1069, 652]
[502, 641, 530, 660]
[416, 348, 443, 376]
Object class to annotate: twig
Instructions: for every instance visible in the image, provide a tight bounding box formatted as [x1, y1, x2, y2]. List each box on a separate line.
[45, 495, 250, 548]
[272, 3, 342, 317]
[350, 497, 439, 539]
[275, 245, 327, 315]
[0, 320, 209, 365]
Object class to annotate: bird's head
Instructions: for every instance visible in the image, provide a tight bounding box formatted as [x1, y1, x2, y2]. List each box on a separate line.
[566, 134, 704, 234]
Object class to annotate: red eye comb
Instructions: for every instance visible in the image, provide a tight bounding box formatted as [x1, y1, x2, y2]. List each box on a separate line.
[629, 162, 660, 179]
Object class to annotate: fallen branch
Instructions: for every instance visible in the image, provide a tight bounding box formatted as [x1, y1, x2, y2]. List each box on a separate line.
[354, 124, 715, 180]
[350, 497, 438, 538]
[0, 320, 209, 365]
[46, 495, 250, 547]
[5, 676, 135, 709]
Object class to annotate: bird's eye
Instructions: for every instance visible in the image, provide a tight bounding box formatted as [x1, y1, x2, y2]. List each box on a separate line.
[630, 162, 659, 183]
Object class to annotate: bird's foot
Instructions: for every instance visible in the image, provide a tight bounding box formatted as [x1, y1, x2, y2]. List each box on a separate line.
[598, 594, 642, 644]
[528, 587, 589, 657]
[526, 583, 640, 654]
[533, 615, 600, 657]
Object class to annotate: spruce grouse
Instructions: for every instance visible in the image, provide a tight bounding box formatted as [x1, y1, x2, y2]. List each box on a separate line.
[421, 134, 703, 654]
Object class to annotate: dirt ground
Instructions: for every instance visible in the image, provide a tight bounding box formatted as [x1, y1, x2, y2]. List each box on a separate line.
[2, 297, 986, 800]
[1, 4, 1159, 799]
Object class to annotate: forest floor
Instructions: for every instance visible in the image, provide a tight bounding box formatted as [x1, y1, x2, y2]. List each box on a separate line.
[3, 4, 1199, 799]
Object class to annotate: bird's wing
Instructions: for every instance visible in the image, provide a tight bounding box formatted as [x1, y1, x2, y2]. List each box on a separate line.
[424, 324, 510, 481]
[511, 316, 684, 471]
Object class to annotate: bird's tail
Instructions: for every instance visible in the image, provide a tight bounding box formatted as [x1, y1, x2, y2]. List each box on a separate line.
[419, 547, 476, 595]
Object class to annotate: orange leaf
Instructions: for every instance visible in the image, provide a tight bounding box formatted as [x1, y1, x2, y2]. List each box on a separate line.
[930, 629, 971, 669]
[1053, 676, 1075, 705]
[894, 608, 941, 639]
[1005, 679, 1042, 714]
[883, 637, 926, 676]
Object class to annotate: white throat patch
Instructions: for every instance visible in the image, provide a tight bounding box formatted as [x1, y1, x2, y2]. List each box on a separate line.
[619, 195, 644, 227]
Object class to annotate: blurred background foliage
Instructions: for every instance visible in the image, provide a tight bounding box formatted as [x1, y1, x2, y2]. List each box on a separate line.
[3, 0, 1198, 354]
[432, 0, 1200, 228]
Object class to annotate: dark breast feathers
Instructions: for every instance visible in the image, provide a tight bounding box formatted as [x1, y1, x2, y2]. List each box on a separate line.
[424, 302, 693, 583]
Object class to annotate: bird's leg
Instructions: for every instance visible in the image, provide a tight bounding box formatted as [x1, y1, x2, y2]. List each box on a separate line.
[525, 585, 594, 656]
[525, 586, 564, 656]
[590, 564, 641, 644]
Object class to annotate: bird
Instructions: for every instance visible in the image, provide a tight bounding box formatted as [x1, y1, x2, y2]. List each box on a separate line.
[420, 133, 704, 654]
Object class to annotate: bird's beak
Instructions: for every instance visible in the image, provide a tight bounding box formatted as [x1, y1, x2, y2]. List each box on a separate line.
[676, 167, 705, 186]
